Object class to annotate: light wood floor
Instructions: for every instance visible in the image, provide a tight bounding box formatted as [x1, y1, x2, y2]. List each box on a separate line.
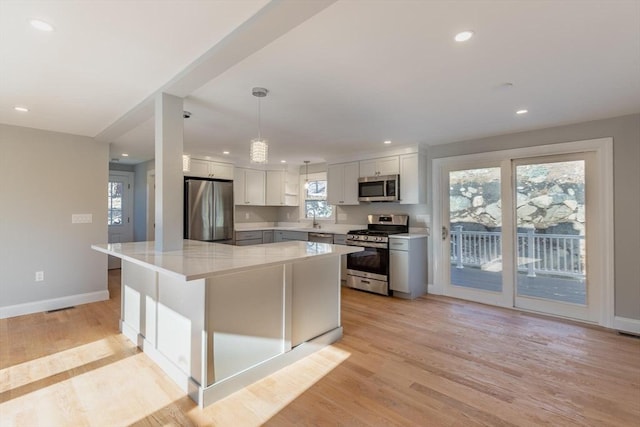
[1, 270, 639, 426]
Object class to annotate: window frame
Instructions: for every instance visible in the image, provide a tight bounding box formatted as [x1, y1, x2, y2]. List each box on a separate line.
[299, 171, 335, 224]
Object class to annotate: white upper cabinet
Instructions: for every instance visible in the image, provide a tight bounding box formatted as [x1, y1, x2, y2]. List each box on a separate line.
[359, 156, 399, 177]
[186, 158, 234, 180]
[234, 168, 265, 205]
[327, 162, 360, 205]
[266, 170, 299, 206]
[399, 153, 425, 204]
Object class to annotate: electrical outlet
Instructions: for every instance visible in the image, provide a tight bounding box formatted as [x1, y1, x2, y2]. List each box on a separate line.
[245, 212, 250, 219]
[35, 271, 44, 282]
[72, 213, 93, 224]
[286, 212, 290, 219]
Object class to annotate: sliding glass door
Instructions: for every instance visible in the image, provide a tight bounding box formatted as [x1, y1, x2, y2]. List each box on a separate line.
[513, 154, 596, 321]
[443, 162, 514, 308]
[437, 145, 606, 323]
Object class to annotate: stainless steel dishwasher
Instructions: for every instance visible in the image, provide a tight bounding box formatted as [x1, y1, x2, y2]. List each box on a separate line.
[308, 232, 334, 244]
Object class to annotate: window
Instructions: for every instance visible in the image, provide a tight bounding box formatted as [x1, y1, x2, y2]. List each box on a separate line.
[301, 172, 334, 220]
[108, 181, 123, 225]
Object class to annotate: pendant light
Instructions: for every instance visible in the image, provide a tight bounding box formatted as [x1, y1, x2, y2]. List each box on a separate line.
[304, 160, 310, 190]
[250, 87, 269, 164]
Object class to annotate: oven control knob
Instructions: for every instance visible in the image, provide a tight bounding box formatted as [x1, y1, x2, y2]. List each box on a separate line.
[362, 235, 368, 241]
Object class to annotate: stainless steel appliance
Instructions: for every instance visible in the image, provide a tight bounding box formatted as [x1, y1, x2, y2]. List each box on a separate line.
[184, 178, 234, 243]
[308, 232, 334, 244]
[346, 214, 409, 295]
[358, 174, 400, 202]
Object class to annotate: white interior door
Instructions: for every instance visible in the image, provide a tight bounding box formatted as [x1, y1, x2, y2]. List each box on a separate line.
[108, 171, 134, 269]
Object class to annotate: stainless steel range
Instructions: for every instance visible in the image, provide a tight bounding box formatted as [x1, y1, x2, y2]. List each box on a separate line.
[346, 214, 409, 295]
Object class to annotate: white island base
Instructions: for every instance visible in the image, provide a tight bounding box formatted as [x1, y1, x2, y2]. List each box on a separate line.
[92, 240, 359, 407]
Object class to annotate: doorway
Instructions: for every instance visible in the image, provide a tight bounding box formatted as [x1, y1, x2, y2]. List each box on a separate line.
[432, 138, 613, 326]
[108, 171, 134, 269]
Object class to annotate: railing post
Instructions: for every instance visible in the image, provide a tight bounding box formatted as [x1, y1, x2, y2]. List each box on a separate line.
[455, 225, 464, 269]
[527, 228, 536, 278]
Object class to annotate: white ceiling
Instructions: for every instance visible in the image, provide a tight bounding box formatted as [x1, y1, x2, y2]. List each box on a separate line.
[2, 1, 639, 167]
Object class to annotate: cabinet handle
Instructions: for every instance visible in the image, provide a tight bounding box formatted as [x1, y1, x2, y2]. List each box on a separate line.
[361, 280, 370, 284]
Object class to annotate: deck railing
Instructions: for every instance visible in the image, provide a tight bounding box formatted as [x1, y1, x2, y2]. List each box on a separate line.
[450, 226, 585, 278]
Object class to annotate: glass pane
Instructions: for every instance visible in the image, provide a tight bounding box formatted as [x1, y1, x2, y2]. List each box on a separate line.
[108, 181, 124, 226]
[306, 180, 327, 200]
[449, 167, 503, 292]
[306, 200, 333, 219]
[515, 160, 586, 305]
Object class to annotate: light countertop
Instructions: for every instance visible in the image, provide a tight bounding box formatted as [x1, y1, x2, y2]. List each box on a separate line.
[235, 223, 429, 237]
[235, 223, 360, 235]
[390, 233, 429, 239]
[92, 240, 361, 281]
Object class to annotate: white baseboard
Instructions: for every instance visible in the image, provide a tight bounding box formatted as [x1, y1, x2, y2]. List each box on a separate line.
[427, 283, 441, 295]
[613, 316, 640, 335]
[0, 290, 109, 319]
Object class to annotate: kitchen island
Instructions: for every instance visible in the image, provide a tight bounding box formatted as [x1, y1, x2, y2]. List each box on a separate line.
[91, 240, 361, 407]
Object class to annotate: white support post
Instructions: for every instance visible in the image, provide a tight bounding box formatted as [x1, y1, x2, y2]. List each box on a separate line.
[155, 93, 184, 252]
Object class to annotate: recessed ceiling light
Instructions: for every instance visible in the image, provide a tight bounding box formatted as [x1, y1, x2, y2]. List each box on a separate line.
[384, 140, 392, 144]
[516, 109, 528, 115]
[280, 160, 286, 163]
[14, 106, 29, 112]
[29, 19, 54, 32]
[223, 151, 230, 155]
[121, 153, 129, 157]
[454, 30, 474, 42]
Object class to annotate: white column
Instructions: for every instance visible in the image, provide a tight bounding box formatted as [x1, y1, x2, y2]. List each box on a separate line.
[155, 93, 183, 252]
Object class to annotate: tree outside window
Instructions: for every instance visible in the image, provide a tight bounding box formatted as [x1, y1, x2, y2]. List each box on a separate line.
[305, 179, 333, 219]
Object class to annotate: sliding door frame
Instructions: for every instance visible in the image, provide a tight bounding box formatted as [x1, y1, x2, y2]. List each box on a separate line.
[431, 137, 614, 328]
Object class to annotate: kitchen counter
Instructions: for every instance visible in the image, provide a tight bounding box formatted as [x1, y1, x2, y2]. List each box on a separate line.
[235, 223, 363, 235]
[92, 240, 362, 407]
[92, 239, 359, 281]
[391, 232, 429, 239]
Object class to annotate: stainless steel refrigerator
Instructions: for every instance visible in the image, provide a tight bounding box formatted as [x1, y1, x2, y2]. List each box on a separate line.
[184, 178, 234, 242]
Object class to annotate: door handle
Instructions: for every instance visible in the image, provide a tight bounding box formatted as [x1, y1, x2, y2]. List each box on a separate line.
[442, 226, 448, 241]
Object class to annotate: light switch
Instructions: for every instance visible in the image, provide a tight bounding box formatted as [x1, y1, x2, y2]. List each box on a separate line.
[72, 214, 93, 224]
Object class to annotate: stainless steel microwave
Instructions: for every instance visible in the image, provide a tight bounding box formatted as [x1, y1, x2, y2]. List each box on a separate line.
[358, 174, 399, 202]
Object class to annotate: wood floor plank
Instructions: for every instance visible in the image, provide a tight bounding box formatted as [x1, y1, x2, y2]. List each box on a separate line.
[0, 270, 638, 426]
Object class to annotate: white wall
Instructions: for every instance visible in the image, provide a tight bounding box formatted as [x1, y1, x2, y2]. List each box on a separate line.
[0, 124, 109, 318]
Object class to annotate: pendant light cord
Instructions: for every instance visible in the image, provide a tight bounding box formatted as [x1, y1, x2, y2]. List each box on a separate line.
[257, 96, 262, 140]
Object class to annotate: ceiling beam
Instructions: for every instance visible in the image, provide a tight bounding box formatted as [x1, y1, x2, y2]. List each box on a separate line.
[95, 0, 337, 143]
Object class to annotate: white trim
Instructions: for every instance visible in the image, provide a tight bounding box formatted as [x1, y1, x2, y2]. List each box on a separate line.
[431, 137, 615, 328]
[613, 317, 640, 335]
[0, 290, 110, 319]
[121, 323, 343, 407]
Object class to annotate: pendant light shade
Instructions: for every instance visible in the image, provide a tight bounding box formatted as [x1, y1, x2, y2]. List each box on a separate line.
[250, 138, 268, 164]
[250, 87, 269, 164]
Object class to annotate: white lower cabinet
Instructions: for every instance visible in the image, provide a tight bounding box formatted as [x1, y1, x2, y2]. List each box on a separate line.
[389, 236, 427, 299]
